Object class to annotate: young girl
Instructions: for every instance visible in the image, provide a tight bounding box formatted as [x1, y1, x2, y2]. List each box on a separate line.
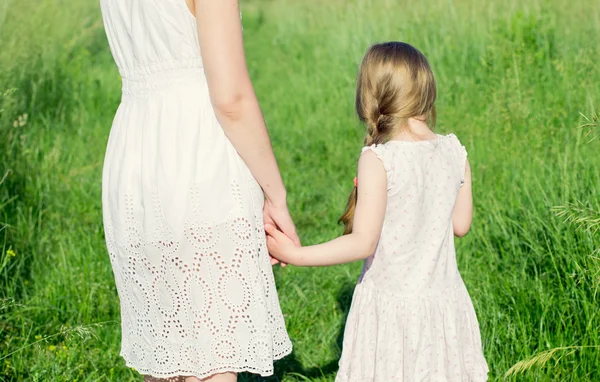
[265, 42, 489, 381]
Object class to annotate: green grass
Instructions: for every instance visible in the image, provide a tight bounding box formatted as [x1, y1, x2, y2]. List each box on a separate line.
[1, 0, 599, 380]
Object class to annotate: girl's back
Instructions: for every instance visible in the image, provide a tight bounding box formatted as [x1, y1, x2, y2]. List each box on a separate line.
[360, 134, 467, 295]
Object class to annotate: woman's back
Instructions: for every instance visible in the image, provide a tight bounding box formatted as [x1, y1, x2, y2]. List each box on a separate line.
[361, 134, 468, 295]
[100, 0, 201, 78]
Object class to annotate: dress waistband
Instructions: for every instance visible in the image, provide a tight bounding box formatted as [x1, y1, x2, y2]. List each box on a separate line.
[358, 277, 465, 300]
[120, 58, 204, 97]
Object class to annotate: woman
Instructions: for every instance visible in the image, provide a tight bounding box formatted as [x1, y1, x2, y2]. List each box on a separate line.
[99, 0, 299, 381]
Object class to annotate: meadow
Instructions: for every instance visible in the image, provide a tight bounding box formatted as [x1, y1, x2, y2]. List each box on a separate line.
[1, 0, 599, 380]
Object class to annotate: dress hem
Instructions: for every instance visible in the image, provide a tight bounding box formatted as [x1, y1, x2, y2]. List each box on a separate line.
[121, 343, 293, 379]
[336, 363, 489, 382]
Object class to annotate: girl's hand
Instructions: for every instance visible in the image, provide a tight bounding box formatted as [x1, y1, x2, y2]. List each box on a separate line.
[263, 200, 300, 266]
[265, 224, 299, 265]
[263, 200, 301, 246]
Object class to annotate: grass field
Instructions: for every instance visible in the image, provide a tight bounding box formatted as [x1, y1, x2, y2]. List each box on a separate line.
[1, 0, 599, 380]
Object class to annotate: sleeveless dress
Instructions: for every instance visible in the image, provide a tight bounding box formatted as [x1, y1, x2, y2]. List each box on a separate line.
[99, 1, 292, 379]
[336, 134, 489, 381]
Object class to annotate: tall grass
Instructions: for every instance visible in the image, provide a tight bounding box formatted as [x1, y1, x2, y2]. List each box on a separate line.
[1, 0, 599, 381]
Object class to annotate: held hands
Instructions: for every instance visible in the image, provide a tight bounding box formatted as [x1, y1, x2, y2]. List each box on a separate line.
[265, 224, 299, 266]
[262, 200, 300, 266]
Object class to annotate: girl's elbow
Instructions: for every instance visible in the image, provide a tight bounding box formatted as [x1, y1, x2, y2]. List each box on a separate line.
[359, 235, 378, 258]
[367, 240, 379, 256]
[453, 212, 472, 238]
[454, 224, 471, 238]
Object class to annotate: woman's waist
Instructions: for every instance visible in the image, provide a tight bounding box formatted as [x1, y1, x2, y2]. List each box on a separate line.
[119, 58, 206, 97]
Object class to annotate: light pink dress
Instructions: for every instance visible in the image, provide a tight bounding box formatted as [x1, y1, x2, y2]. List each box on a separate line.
[336, 134, 489, 382]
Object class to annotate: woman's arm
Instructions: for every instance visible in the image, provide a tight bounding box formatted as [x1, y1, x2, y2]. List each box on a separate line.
[266, 151, 387, 266]
[192, 0, 299, 244]
[452, 159, 472, 237]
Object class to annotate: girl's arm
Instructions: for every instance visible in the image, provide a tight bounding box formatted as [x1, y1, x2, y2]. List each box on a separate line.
[266, 151, 387, 266]
[452, 159, 473, 237]
[191, 0, 299, 244]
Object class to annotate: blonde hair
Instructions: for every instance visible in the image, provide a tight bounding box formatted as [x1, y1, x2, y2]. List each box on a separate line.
[339, 42, 437, 234]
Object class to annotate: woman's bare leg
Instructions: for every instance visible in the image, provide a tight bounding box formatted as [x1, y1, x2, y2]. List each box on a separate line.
[190, 373, 237, 382]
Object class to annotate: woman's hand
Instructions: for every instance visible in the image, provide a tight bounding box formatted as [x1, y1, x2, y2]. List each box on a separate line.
[263, 200, 300, 266]
[265, 224, 300, 265]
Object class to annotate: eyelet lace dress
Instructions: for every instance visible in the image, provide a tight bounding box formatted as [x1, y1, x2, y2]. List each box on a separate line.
[99, 1, 292, 378]
[336, 134, 489, 382]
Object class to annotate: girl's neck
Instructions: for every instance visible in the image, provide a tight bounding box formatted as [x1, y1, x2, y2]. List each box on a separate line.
[390, 117, 436, 142]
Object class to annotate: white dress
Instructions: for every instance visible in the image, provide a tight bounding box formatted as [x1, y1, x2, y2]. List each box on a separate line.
[336, 134, 489, 382]
[99, 0, 292, 378]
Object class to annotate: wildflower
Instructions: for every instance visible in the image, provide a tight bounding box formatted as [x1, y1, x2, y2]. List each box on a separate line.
[6, 249, 15, 258]
[13, 114, 28, 127]
[18, 114, 27, 126]
[34, 335, 42, 340]
[62, 345, 67, 350]
[48, 345, 56, 351]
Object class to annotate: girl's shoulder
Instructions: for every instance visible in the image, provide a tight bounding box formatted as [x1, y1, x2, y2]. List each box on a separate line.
[361, 143, 397, 190]
[361, 143, 393, 172]
[360, 133, 443, 171]
[362, 133, 467, 158]
[360, 133, 469, 189]
[435, 133, 469, 185]
[443, 132, 466, 148]
[442, 132, 468, 162]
